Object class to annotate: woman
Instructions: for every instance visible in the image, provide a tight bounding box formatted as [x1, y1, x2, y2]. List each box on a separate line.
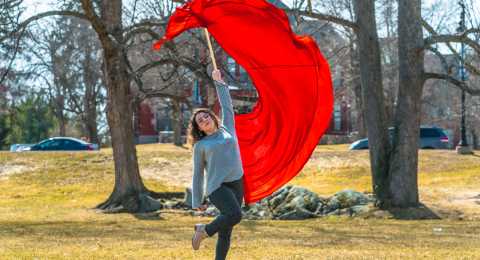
[187, 70, 244, 260]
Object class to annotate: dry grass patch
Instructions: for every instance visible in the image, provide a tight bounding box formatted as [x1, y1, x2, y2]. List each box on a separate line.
[1, 144, 480, 258]
[0, 212, 479, 259]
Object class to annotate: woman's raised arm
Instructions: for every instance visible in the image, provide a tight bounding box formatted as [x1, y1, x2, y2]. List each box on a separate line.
[212, 70, 235, 134]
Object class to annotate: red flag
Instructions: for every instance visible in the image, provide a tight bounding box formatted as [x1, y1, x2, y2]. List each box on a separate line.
[154, 0, 333, 203]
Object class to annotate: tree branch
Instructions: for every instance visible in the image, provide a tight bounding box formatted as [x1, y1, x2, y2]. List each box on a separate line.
[422, 19, 480, 76]
[0, 0, 21, 9]
[123, 21, 168, 33]
[419, 45, 449, 72]
[424, 73, 480, 96]
[124, 26, 162, 43]
[77, 0, 112, 49]
[0, 11, 88, 43]
[424, 34, 480, 54]
[281, 8, 358, 31]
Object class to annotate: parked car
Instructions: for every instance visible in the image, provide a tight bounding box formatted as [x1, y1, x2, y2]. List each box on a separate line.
[19, 137, 100, 151]
[10, 143, 36, 152]
[349, 126, 450, 150]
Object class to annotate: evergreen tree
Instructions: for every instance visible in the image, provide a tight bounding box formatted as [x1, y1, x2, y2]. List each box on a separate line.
[7, 96, 55, 144]
[0, 114, 11, 150]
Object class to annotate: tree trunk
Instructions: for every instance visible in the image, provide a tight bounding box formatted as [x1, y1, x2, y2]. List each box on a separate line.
[350, 40, 367, 139]
[56, 102, 65, 137]
[171, 101, 183, 146]
[83, 89, 90, 140]
[53, 81, 66, 137]
[353, 0, 392, 206]
[87, 100, 99, 144]
[89, 0, 162, 213]
[354, 83, 367, 139]
[388, 0, 424, 207]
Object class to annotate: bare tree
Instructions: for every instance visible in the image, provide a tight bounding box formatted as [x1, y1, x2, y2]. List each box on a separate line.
[284, 0, 392, 206]
[387, 0, 480, 207]
[25, 16, 104, 142]
[1, 0, 25, 109]
[284, 0, 480, 207]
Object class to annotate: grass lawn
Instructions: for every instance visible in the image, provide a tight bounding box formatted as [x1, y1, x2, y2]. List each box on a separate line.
[1, 144, 480, 259]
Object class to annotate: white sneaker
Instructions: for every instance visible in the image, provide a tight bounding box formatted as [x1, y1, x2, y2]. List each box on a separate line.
[192, 224, 208, 250]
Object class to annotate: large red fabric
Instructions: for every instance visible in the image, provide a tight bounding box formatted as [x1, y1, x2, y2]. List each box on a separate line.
[154, 0, 333, 203]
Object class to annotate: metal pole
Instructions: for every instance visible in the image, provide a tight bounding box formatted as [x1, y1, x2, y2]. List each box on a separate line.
[458, 5, 469, 147]
[193, 48, 200, 107]
[347, 102, 351, 136]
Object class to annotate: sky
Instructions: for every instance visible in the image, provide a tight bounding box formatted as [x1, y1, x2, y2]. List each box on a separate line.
[18, 0, 479, 55]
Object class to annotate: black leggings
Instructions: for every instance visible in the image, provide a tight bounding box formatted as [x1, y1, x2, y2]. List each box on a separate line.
[204, 177, 244, 260]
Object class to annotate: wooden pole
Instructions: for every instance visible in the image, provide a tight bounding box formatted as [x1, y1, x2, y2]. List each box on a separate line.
[308, 0, 312, 16]
[204, 28, 218, 71]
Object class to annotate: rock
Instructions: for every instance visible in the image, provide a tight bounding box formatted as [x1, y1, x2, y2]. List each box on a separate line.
[165, 201, 175, 208]
[194, 212, 209, 217]
[242, 196, 271, 220]
[137, 193, 163, 213]
[314, 203, 324, 215]
[335, 205, 370, 216]
[272, 185, 292, 197]
[348, 205, 370, 214]
[279, 209, 314, 220]
[184, 188, 193, 208]
[326, 209, 340, 216]
[270, 186, 319, 216]
[206, 206, 220, 216]
[325, 189, 373, 212]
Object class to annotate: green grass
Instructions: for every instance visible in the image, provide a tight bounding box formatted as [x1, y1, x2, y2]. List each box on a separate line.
[1, 144, 480, 258]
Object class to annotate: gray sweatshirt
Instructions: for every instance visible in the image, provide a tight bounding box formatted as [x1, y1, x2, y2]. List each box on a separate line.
[191, 81, 244, 209]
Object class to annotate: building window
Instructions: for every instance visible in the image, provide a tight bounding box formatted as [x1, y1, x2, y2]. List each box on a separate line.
[239, 66, 248, 82]
[334, 71, 341, 87]
[334, 105, 341, 131]
[228, 58, 236, 78]
[157, 107, 173, 132]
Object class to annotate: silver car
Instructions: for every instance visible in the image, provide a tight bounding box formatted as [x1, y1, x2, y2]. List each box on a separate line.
[349, 126, 450, 150]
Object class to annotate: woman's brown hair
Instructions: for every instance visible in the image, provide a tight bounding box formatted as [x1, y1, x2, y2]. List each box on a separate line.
[187, 108, 220, 152]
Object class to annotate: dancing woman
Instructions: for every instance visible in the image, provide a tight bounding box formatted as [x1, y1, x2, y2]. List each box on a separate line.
[187, 70, 244, 260]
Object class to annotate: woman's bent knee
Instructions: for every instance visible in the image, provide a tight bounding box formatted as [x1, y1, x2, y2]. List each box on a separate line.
[231, 211, 242, 226]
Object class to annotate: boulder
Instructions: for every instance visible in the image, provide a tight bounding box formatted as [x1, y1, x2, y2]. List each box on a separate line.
[279, 209, 314, 220]
[324, 189, 373, 212]
[344, 205, 370, 215]
[137, 193, 164, 213]
[206, 206, 220, 216]
[314, 202, 324, 215]
[184, 188, 193, 208]
[194, 212, 209, 217]
[165, 201, 175, 208]
[242, 197, 271, 219]
[326, 209, 340, 216]
[270, 186, 319, 216]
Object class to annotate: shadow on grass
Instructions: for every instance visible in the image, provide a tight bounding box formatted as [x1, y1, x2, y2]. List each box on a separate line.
[130, 210, 194, 221]
[385, 203, 441, 220]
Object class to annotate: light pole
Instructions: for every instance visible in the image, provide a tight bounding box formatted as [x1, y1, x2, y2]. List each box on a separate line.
[193, 48, 201, 107]
[456, 3, 473, 154]
[347, 101, 351, 136]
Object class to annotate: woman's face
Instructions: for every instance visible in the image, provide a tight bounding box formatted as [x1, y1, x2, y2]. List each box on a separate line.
[195, 112, 216, 133]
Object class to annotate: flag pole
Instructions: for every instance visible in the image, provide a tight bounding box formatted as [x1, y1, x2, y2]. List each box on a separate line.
[204, 28, 218, 71]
